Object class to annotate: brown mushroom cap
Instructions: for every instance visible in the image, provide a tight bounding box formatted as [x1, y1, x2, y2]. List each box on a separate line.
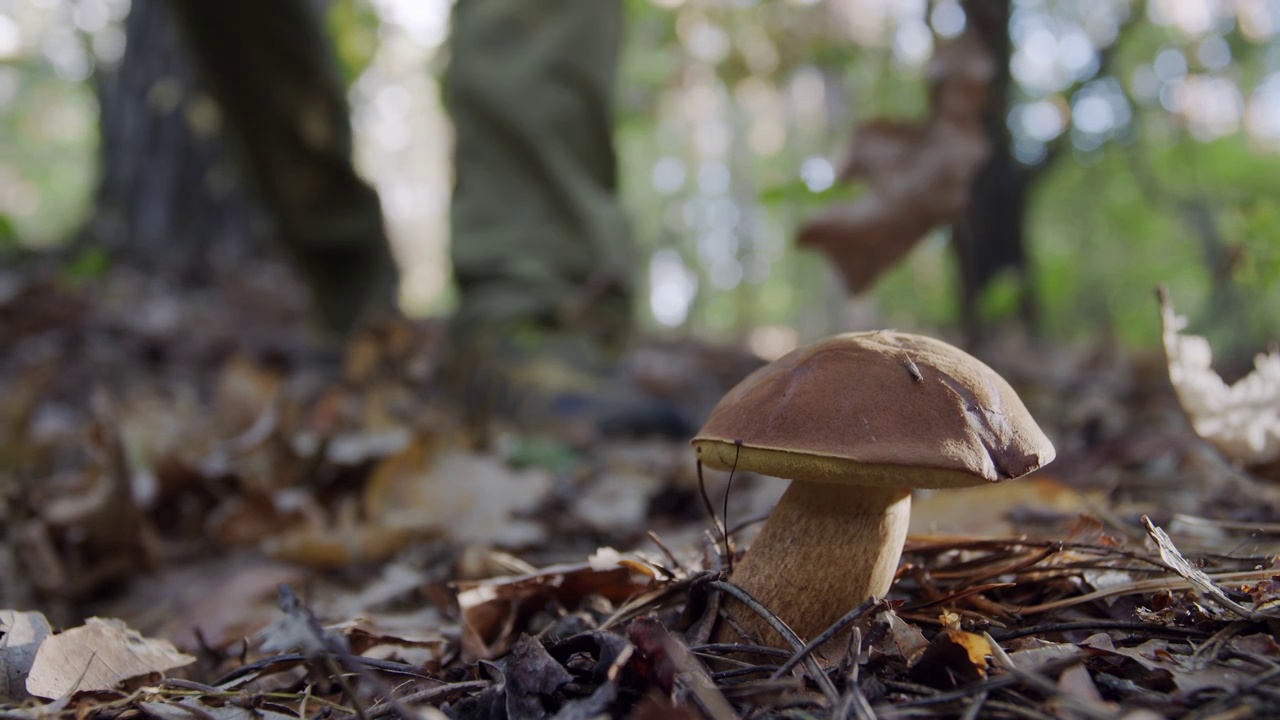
[692, 331, 1054, 488]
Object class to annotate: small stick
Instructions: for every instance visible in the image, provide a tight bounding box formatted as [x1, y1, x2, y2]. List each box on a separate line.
[722, 440, 742, 573]
[708, 580, 839, 704]
[646, 530, 683, 574]
[696, 461, 731, 569]
[769, 598, 879, 681]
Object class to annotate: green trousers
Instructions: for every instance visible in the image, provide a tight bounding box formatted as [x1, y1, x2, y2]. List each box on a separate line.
[446, 0, 634, 343]
[171, 0, 631, 339]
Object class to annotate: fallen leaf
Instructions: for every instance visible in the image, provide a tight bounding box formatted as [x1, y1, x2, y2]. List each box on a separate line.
[502, 634, 574, 720]
[333, 618, 449, 666]
[1081, 633, 1251, 694]
[26, 617, 194, 698]
[909, 629, 992, 688]
[0, 609, 52, 700]
[140, 559, 304, 653]
[1050, 663, 1117, 720]
[1007, 640, 1081, 673]
[869, 609, 928, 667]
[366, 447, 552, 547]
[797, 29, 993, 294]
[455, 551, 655, 661]
[1159, 288, 1280, 479]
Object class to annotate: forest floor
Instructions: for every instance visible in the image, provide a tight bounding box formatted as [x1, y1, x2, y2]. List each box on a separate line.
[3, 264, 1280, 720]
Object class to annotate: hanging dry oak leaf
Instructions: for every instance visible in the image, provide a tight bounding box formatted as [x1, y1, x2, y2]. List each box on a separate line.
[1158, 289, 1280, 480]
[25, 617, 194, 698]
[798, 29, 994, 294]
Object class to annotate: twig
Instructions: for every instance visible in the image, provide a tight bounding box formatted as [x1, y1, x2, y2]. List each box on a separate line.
[1191, 621, 1247, 668]
[707, 580, 840, 705]
[991, 620, 1212, 642]
[834, 631, 876, 720]
[982, 698, 1058, 720]
[697, 460, 733, 571]
[646, 530, 683, 575]
[599, 574, 701, 631]
[880, 656, 1084, 710]
[691, 643, 793, 660]
[1142, 515, 1273, 621]
[1013, 569, 1278, 615]
[711, 666, 777, 681]
[959, 690, 988, 720]
[769, 597, 879, 681]
[368, 680, 489, 718]
[900, 583, 1016, 612]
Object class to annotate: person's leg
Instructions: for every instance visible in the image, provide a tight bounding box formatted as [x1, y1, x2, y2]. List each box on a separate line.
[165, 0, 397, 337]
[446, 0, 632, 344]
[443, 0, 688, 440]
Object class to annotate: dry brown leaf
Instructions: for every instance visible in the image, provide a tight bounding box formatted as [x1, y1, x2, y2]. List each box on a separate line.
[330, 617, 449, 666]
[1050, 662, 1117, 720]
[206, 489, 327, 547]
[266, 444, 552, 567]
[213, 355, 282, 437]
[1, 609, 52, 700]
[1007, 640, 1081, 673]
[797, 29, 993, 294]
[909, 629, 992, 687]
[265, 520, 423, 568]
[869, 609, 928, 666]
[1081, 633, 1251, 694]
[136, 560, 305, 653]
[1159, 289, 1280, 478]
[455, 549, 655, 661]
[365, 446, 552, 547]
[26, 617, 194, 698]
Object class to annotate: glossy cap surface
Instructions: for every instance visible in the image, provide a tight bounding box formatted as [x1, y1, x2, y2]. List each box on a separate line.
[692, 331, 1055, 488]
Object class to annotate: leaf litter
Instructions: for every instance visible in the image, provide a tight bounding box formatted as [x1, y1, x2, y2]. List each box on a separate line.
[5, 269, 1280, 717]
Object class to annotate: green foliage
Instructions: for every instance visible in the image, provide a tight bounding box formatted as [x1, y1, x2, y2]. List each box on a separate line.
[326, 0, 382, 87]
[0, 214, 16, 250]
[63, 246, 110, 282]
[757, 179, 865, 209]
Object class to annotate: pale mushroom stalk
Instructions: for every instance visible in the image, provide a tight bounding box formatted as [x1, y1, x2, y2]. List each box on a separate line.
[725, 482, 911, 646]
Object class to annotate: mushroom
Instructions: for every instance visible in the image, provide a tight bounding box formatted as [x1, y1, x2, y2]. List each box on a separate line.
[693, 330, 1054, 651]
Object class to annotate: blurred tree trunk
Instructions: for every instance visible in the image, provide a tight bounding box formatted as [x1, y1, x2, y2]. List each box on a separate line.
[165, 0, 396, 335]
[88, 0, 393, 335]
[953, 0, 1038, 345]
[88, 0, 261, 282]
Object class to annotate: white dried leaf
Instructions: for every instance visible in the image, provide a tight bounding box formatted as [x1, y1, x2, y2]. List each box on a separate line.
[25, 618, 194, 698]
[1, 610, 52, 700]
[1160, 293, 1280, 466]
[373, 451, 551, 547]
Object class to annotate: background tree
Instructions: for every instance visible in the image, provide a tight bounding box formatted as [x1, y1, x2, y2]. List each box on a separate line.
[87, 0, 260, 283]
[82, 0, 395, 335]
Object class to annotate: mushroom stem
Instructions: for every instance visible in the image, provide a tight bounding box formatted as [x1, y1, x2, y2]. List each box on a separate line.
[717, 481, 911, 651]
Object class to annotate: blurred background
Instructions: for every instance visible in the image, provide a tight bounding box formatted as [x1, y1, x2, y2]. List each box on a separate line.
[1, 0, 1277, 360]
